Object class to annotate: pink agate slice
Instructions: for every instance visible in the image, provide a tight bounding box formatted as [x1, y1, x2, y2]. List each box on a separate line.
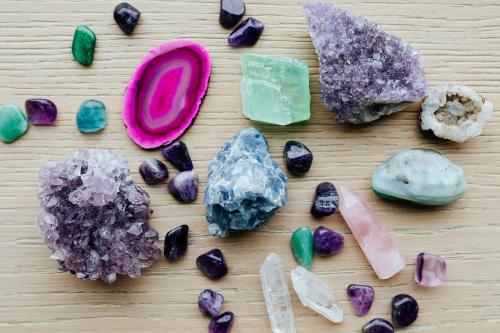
[124, 40, 211, 149]
[338, 186, 406, 279]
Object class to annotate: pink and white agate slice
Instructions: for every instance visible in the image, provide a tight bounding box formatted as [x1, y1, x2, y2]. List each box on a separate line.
[124, 40, 211, 149]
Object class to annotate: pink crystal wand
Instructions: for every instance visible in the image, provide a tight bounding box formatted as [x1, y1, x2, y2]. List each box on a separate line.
[338, 186, 406, 279]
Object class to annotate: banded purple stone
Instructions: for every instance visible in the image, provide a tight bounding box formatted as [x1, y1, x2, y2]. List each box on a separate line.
[164, 225, 189, 261]
[313, 226, 344, 257]
[25, 98, 57, 125]
[161, 141, 193, 171]
[362, 318, 394, 333]
[198, 289, 224, 317]
[391, 294, 419, 327]
[284, 140, 313, 176]
[415, 252, 446, 287]
[196, 249, 228, 280]
[347, 284, 374, 316]
[113, 2, 141, 35]
[139, 158, 169, 185]
[167, 170, 199, 203]
[219, 0, 245, 28]
[209, 311, 234, 333]
[311, 182, 339, 217]
[228, 17, 264, 47]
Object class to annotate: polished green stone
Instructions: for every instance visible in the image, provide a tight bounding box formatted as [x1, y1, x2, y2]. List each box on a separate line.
[72, 25, 96, 66]
[0, 104, 28, 143]
[240, 53, 310, 125]
[290, 227, 314, 269]
[76, 100, 107, 133]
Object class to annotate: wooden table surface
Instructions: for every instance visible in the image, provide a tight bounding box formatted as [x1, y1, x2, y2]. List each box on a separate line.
[1, 1, 499, 332]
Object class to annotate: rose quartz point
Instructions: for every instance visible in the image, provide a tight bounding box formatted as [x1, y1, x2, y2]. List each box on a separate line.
[338, 186, 406, 279]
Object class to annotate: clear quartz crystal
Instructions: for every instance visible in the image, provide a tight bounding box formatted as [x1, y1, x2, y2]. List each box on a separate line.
[260, 253, 296, 333]
[291, 266, 343, 323]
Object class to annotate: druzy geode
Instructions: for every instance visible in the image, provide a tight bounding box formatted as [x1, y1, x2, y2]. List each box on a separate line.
[204, 127, 288, 237]
[36, 149, 160, 283]
[304, 3, 426, 124]
[124, 40, 211, 149]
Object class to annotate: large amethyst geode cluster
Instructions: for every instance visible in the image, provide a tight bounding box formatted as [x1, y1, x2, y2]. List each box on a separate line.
[36, 149, 160, 283]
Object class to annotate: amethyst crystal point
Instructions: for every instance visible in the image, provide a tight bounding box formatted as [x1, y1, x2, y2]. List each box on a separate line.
[114, 2, 141, 35]
[415, 252, 446, 287]
[167, 170, 198, 203]
[392, 294, 419, 327]
[313, 226, 344, 257]
[228, 17, 264, 47]
[161, 141, 193, 171]
[199, 289, 224, 317]
[196, 248, 228, 280]
[284, 140, 313, 176]
[347, 284, 375, 316]
[139, 158, 169, 185]
[311, 182, 339, 217]
[220, 0, 245, 28]
[25, 98, 57, 125]
[164, 225, 189, 261]
[36, 149, 160, 283]
[362, 318, 394, 333]
[209, 311, 234, 333]
[303, 3, 427, 124]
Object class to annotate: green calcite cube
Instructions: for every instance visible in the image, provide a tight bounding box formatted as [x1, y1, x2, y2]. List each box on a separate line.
[76, 100, 107, 133]
[0, 104, 29, 143]
[240, 54, 310, 125]
[72, 25, 96, 66]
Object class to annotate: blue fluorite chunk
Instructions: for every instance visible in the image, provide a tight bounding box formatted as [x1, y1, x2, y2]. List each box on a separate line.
[204, 127, 288, 237]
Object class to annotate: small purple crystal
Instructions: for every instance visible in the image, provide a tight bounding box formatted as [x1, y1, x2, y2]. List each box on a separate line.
[362, 318, 394, 333]
[228, 17, 264, 47]
[164, 225, 189, 261]
[347, 284, 375, 316]
[209, 311, 234, 333]
[415, 252, 446, 287]
[313, 226, 344, 256]
[311, 182, 339, 217]
[196, 249, 228, 280]
[114, 2, 141, 35]
[25, 98, 57, 125]
[167, 170, 198, 203]
[198, 289, 224, 317]
[392, 294, 419, 327]
[219, 0, 245, 28]
[284, 140, 313, 176]
[139, 158, 169, 185]
[161, 141, 193, 171]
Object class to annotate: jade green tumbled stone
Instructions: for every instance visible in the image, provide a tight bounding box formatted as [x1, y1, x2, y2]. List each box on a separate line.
[291, 227, 314, 270]
[240, 53, 310, 125]
[372, 148, 466, 206]
[76, 100, 107, 133]
[72, 25, 96, 66]
[0, 104, 28, 143]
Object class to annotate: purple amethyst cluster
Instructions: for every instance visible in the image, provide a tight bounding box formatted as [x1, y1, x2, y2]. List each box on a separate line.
[36, 149, 160, 284]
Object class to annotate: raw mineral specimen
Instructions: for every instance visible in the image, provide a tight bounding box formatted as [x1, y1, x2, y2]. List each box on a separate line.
[260, 253, 296, 333]
[415, 252, 446, 287]
[72, 25, 96, 66]
[204, 127, 288, 237]
[420, 83, 493, 142]
[123, 40, 211, 149]
[114, 2, 141, 35]
[220, 0, 245, 28]
[0, 104, 28, 143]
[241, 54, 310, 125]
[313, 226, 344, 257]
[311, 182, 339, 217]
[196, 249, 228, 280]
[164, 224, 189, 261]
[76, 100, 107, 133]
[167, 170, 199, 203]
[228, 18, 264, 47]
[290, 227, 314, 269]
[199, 289, 224, 317]
[139, 158, 169, 185]
[25, 98, 57, 125]
[161, 141, 193, 171]
[392, 294, 419, 327]
[362, 318, 394, 333]
[209, 311, 234, 333]
[347, 284, 374, 316]
[284, 140, 313, 176]
[36, 149, 160, 283]
[303, 3, 426, 124]
[372, 149, 466, 205]
[291, 266, 343, 323]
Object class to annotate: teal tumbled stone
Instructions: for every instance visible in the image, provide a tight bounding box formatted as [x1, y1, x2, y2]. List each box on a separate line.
[372, 149, 466, 206]
[0, 104, 29, 143]
[76, 100, 107, 133]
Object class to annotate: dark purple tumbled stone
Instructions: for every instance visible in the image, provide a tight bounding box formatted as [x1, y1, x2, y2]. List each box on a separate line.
[198, 289, 224, 317]
[196, 249, 228, 280]
[228, 17, 264, 47]
[392, 294, 419, 327]
[347, 284, 374, 316]
[25, 98, 57, 125]
[161, 141, 193, 171]
[164, 224, 189, 261]
[311, 182, 339, 217]
[139, 158, 169, 185]
[313, 226, 344, 256]
[113, 2, 141, 35]
[209, 311, 234, 333]
[167, 170, 198, 203]
[284, 140, 313, 176]
[219, 0, 245, 28]
[362, 318, 394, 333]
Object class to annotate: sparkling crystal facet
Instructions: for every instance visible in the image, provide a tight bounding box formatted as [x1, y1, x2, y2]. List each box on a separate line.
[0, 104, 28, 143]
[164, 225, 189, 261]
[139, 158, 169, 185]
[72, 25, 96, 66]
[161, 141, 193, 171]
[392, 294, 419, 327]
[228, 17, 264, 47]
[167, 170, 198, 203]
[284, 140, 313, 176]
[311, 182, 339, 217]
[209, 311, 234, 333]
[219, 0, 245, 28]
[196, 249, 228, 280]
[25, 99, 57, 125]
[415, 252, 446, 287]
[113, 2, 141, 35]
[76, 100, 107, 133]
[362, 318, 394, 333]
[347, 284, 374, 316]
[198, 289, 224, 317]
[313, 226, 344, 257]
[290, 227, 314, 269]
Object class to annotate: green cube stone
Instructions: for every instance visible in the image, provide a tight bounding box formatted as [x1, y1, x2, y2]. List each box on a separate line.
[240, 53, 310, 125]
[76, 100, 107, 133]
[72, 25, 96, 66]
[0, 104, 29, 143]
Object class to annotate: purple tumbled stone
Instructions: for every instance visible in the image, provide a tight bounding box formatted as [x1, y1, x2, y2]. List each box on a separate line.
[284, 140, 313, 176]
[219, 0, 245, 28]
[311, 182, 339, 217]
[313, 226, 344, 256]
[196, 249, 228, 280]
[113, 2, 141, 35]
[198, 289, 224, 317]
[209, 311, 234, 333]
[362, 318, 394, 333]
[228, 17, 264, 47]
[25, 98, 57, 125]
[139, 158, 169, 185]
[161, 141, 193, 171]
[391, 294, 419, 327]
[167, 170, 198, 203]
[164, 224, 189, 261]
[415, 252, 446, 287]
[347, 284, 375, 316]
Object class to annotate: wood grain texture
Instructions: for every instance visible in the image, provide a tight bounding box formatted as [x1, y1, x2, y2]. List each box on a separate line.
[0, 0, 499, 332]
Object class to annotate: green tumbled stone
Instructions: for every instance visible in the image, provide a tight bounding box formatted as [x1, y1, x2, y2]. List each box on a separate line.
[72, 25, 96, 66]
[290, 227, 314, 269]
[240, 53, 310, 125]
[76, 100, 107, 133]
[0, 104, 28, 143]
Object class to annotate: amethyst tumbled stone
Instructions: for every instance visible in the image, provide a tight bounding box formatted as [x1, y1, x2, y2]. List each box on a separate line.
[167, 170, 198, 203]
[25, 98, 57, 125]
[228, 17, 264, 47]
[284, 140, 313, 176]
[392, 294, 419, 327]
[362, 318, 394, 333]
[139, 158, 169, 185]
[196, 249, 228, 280]
[113, 2, 141, 35]
[161, 141, 193, 171]
[313, 226, 344, 256]
[199, 289, 224, 317]
[415, 252, 446, 287]
[164, 225, 189, 261]
[219, 0, 245, 28]
[311, 182, 339, 217]
[347, 284, 375, 316]
[209, 311, 234, 333]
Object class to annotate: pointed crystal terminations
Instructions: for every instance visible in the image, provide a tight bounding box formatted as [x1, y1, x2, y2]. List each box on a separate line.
[219, 0, 245, 28]
[228, 18, 264, 47]
[347, 284, 375, 316]
[291, 266, 343, 323]
[290, 227, 314, 269]
[415, 252, 446, 287]
[260, 253, 296, 333]
[72, 25, 96, 66]
[338, 187, 406, 279]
